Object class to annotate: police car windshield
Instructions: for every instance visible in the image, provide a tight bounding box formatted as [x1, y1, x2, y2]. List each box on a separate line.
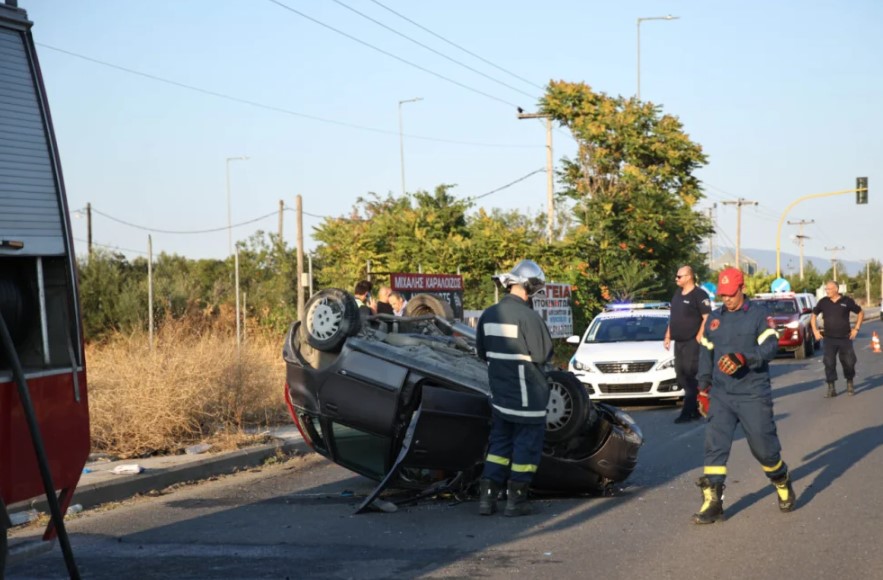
[585, 315, 668, 343]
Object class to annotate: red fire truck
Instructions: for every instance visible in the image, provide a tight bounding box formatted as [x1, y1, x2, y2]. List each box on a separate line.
[1, 1, 90, 576]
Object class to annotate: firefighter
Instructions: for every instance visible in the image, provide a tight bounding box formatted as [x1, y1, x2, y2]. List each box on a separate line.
[693, 267, 796, 524]
[475, 260, 553, 517]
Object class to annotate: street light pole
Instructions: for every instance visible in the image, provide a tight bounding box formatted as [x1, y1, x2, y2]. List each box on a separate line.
[398, 97, 423, 196]
[517, 110, 554, 243]
[225, 155, 249, 255]
[637, 15, 679, 100]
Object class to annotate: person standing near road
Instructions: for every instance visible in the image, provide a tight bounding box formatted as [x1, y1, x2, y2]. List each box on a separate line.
[475, 260, 553, 517]
[388, 291, 408, 316]
[811, 281, 864, 397]
[692, 267, 796, 524]
[665, 265, 712, 424]
[353, 280, 375, 317]
[375, 286, 395, 315]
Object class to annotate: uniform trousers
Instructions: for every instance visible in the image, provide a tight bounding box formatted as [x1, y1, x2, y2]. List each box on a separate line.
[704, 390, 787, 484]
[482, 413, 545, 484]
[675, 339, 701, 416]
[822, 337, 857, 382]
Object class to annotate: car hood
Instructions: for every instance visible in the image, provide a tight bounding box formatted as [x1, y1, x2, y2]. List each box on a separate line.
[768, 313, 799, 324]
[572, 341, 671, 363]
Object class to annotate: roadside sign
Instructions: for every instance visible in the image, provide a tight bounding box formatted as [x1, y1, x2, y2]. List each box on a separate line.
[390, 273, 464, 320]
[700, 282, 717, 300]
[532, 283, 573, 338]
[771, 278, 791, 293]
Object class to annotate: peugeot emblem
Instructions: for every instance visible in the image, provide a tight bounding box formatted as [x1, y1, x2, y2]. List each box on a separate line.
[621, 363, 629, 372]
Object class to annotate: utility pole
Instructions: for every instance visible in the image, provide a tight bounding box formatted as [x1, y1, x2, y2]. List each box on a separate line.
[147, 235, 153, 352]
[866, 261, 871, 306]
[707, 204, 716, 270]
[825, 245, 845, 281]
[296, 195, 305, 323]
[787, 219, 814, 281]
[516, 109, 554, 243]
[86, 202, 92, 257]
[277, 200, 284, 246]
[721, 198, 758, 271]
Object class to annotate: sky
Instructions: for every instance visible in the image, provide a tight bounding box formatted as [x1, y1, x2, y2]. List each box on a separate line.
[17, 0, 883, 270]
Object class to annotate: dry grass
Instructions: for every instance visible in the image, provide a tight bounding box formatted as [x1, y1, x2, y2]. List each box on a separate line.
[85, 318, 289, 458]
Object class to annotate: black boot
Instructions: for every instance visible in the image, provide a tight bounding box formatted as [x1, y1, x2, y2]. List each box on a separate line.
[478, 478, 501, 516]
[503, 481, 532, 517]
[847, 380, 855, 396]
[771, 474, 796, 512]
[825, 382, 837, 398]
[692, 476, 725, 524]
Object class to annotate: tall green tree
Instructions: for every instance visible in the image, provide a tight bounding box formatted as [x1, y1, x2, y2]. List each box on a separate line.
[541, 81, 713, 303]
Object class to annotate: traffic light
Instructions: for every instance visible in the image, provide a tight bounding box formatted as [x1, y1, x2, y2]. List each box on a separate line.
[856, 176, 868, 204]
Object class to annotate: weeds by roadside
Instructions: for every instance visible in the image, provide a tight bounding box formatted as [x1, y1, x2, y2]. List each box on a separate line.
[86, 318, 288, 458]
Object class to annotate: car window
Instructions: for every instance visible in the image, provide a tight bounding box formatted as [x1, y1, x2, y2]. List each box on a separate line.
[331, 422, 391, 479]
[585, 315, 668, 343]
[771, 300, 797, 314]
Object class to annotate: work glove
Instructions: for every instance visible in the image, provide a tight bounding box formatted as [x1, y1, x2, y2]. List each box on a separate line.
[697, 387, 711, 418]
[717, 352, 746, 376]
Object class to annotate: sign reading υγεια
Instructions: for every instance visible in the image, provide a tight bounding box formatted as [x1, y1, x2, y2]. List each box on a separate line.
[532, 283, 573, 339]
[390, 273, 464, 321]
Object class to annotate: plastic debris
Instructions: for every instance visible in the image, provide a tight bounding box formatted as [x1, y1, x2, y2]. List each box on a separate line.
[111, 464, 144, 475]
[340, 490, 354, 497]
[66, 504, 83, 516]
[82, 467, 92, 474]
[9, 509, 39, 526]
[370, 499, 398, 513]
[185, 443, 213, 455]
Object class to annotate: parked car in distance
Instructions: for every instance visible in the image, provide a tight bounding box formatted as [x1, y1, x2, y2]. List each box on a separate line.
[283, 289, 644, 513]
[567, 303, 681, 401]
[751, 292, 818, 359]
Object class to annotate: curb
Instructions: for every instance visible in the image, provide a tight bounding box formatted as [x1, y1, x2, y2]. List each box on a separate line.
[25, 439, 311, 514]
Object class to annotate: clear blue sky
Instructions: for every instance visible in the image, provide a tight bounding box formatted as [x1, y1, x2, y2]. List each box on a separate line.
[21, 0, 882, 268]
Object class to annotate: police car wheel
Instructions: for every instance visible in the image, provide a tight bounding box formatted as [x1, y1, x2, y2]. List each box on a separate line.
[545, 371, 590, 443]
[302, 289, 361, 352]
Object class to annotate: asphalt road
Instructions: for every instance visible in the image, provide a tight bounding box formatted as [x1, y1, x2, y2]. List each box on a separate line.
[8, 319, 883, 580]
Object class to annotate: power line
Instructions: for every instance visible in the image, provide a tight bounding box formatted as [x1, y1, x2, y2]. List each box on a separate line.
[367, 0, 545, 92]
[330, 0, 538, 100]
[74, 237, 149, 256]
[37, 43, 538, 150]
[91, 207, 277, 234]
[267, 0, 520, 108]
[468, 168, 546, 201]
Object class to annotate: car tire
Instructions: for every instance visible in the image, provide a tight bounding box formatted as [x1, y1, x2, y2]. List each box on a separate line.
[302, 288, 361, 352]
[795, 336, 807, 360]
[403, 293, 455, 321]
[544, 371, 591, 444]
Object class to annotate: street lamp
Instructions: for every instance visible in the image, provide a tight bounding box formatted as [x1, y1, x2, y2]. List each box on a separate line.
[637, 15, 679, 100]
[398, 97, 423, 196]
[225, 155, 249, 255]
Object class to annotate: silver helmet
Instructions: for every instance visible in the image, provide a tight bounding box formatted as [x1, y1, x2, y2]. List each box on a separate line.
[493, 259, 546, 296]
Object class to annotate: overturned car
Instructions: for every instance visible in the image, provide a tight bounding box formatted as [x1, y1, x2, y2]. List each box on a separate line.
[282, 289, 643, 512]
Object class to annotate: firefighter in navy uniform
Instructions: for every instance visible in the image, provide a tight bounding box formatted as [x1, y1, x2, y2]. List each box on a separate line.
[475, 260, 553, 517]
[693, 267, 796, 524]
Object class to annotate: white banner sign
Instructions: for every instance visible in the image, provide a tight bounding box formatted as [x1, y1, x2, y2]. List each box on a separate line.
[532, 283, 573, 339]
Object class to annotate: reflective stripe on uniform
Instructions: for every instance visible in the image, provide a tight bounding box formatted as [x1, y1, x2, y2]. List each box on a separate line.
[704, 466, 727, 475]
[518, 364, 528, 406]
[483, 322, 519, 338]
[511, 463, 538, 473]
[492, 404, 547, 418]
[762, 460, 783, 473]
[700, 336, 715, 350]
[486, 454, 510, 466]
[757, 329, 778, 345]
[486, 352, 532, 361]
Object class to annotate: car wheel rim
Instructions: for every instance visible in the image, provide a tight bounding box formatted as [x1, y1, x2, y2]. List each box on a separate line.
[546, 381, 573, 432]
[307, 298, 342, 340]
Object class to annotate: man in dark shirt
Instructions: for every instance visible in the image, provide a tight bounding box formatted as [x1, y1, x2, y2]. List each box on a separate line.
[665, 265, 712, 423]
[811, 280, 864, 397]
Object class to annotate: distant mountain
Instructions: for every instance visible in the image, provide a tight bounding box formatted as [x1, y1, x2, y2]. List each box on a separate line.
[714, 247, 865, 277]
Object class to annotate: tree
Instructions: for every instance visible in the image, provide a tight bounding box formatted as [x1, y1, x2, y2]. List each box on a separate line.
[540, 81, 712, 308]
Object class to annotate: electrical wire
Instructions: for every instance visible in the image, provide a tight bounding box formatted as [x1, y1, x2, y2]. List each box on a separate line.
[74, 237, 149, 256]
[37, 43, 539, 149]
[330, 0, 538, 100]
[367, 0, 544, 92]
[90, 207, 277, 234]
[267, 0, 520, 108]
[468, 168, 546, 200]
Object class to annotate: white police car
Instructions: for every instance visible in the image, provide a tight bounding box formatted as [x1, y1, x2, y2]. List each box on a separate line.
[566, 303, 681, 401]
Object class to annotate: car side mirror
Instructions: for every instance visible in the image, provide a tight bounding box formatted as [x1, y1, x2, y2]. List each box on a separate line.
[802, 308, 812, 314]
[566, 335, 581, 345]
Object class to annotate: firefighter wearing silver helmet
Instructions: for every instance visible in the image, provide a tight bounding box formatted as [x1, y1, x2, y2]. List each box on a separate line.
[475, 260, 553, 517]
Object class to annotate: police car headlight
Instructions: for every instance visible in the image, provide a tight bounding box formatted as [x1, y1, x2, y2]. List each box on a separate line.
[784, 321, 799, 329]
[655, 358, 675, 371]
[571, 359, 588, 371]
